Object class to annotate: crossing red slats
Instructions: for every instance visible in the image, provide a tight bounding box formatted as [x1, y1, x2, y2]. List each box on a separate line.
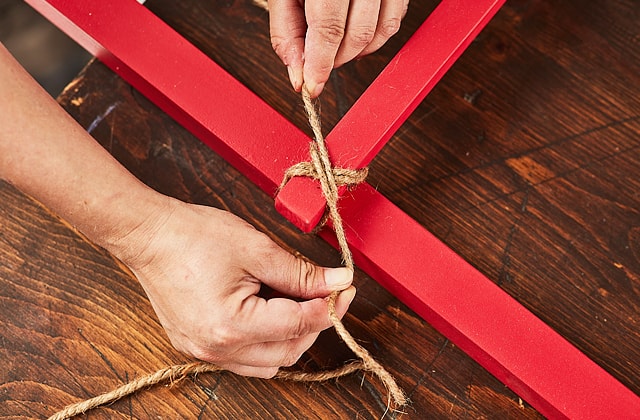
[25, 0, 640, 417]
[275, 0, 507, 232]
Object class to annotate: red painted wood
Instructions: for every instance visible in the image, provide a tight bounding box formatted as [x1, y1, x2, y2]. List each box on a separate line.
[325, 183, 640, 419]
[25, 0, 640, 417]
[275, 0, 506, 232]
[24, 0, 310, 196]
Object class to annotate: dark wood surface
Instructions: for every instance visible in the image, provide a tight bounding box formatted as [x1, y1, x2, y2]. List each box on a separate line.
[1, 0, 638, 418]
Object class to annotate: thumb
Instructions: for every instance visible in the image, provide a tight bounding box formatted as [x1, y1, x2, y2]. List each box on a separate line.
[254, 250, 353, 299]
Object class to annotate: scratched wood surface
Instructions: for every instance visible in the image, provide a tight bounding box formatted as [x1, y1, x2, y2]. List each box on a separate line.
[1, 0, 638, 418]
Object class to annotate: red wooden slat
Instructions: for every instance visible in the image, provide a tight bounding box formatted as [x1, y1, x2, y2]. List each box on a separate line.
[25, 0, 640, 417]
[327, 184, 640, 419]
[25, 0, 310, 195]
[275, 0, 506, 232]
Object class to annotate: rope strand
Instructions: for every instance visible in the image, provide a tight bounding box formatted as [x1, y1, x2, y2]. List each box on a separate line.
[297, 87, 406, 407]
[48, 362, 367, 420]
[47, 89, 405, 420]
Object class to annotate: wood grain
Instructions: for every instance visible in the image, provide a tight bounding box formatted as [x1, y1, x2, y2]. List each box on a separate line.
[1, 0, 638, 418]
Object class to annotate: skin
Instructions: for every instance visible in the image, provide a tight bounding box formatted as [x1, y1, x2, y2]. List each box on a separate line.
[269, 0, 410, 97]
[0, 2, 406, 377]
[0, 43, 355, 378]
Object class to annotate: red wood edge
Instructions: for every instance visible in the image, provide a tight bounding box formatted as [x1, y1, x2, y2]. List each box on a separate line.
[275, 0, 506, 233]
[328, 184, 640, 419]
[25, 0, 640, 418]
[24, 0, 311, 196]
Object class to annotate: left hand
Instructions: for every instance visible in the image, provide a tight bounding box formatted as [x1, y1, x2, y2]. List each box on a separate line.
[268, 0, 410, 97]
[112, 197, 355, 378]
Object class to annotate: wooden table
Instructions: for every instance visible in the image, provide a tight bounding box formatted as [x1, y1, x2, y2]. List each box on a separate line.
[1, 0, 638, 417]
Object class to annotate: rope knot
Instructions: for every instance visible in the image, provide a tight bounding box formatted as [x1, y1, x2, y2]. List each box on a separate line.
[280, 145, 369, 193]
[279, 88, 406, 409]
[48, 88, 404, 420]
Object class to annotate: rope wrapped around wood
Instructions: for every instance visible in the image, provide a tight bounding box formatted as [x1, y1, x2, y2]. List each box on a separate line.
[47, 90, 405, 420]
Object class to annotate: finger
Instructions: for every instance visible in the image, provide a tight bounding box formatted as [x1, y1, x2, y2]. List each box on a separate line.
[358, 0, 408, 59]
[221, 331, 319, 372]
[334, 0, 382, 68]
[238, 286, 356, 344]
[303, 0, 350, 97]
[247, 236, 353, 298]
[221, 363, 280, 379]
[262, 261, 353, 299]
[268, 0, 306, 91]
[219, 286, 355, 370]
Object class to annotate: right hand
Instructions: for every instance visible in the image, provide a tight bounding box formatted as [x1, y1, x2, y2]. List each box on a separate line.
[115, 197, 355, 378]
[268, 0, 410, 97]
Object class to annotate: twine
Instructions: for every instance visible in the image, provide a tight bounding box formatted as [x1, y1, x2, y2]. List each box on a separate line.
[286, 88, 406, 407]
[48, 362, 366, 420]
[47, 90, 405, 420]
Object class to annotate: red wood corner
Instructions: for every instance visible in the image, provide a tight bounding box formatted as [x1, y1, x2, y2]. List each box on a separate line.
[275, 0, 509, 233]
[25, 0, 640, 418]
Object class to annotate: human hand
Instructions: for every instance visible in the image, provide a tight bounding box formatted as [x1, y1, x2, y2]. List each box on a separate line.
[116, 198, 355, 378]
[268, 0, 410, 97]
[0, 40, 355, 379]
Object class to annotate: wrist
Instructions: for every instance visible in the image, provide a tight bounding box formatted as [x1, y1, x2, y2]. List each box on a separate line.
[81, 184, 174, 269]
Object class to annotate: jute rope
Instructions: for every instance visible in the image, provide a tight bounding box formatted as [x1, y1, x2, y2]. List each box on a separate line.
[48, 362, 366, 420]
[288, 88, 407, 407]
[47, 91, 405, 419]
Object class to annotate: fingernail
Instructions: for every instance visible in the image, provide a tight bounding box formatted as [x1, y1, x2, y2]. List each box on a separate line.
[343, 286, 356, 305]
[287, 66, 302, 92]
[325, 267, 353, 290]
[310, 82, 325, 98]
[332, 286, 356, 318]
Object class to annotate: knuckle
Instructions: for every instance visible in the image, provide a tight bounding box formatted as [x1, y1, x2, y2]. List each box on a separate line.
[287, 307, 309, 339]
[348, 26, 376, 48]
[256, 235, 284, 264]
[168, 335, 220, 364]
[270, 37, 294, 65]
[291, 257, 320, 298]
[313, 19, 346, 46]
[203, 325, 240, 355]
[188, 346, 217, 363]
[269, 36, 302, 65]
[379, 17, 402, 38]
[249, 227, 273, 249]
